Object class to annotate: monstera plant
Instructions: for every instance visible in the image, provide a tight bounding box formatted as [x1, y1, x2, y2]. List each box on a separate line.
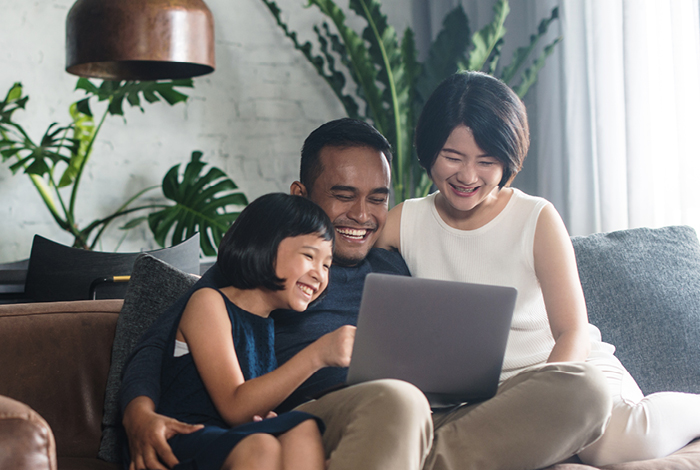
[261, 0, 561, 204]
[131, 150, 248, 257]
[0, 80, 247, 255]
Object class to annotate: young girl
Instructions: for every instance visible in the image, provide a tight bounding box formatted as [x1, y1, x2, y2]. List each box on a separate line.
[377, 71, 700, 468]
[155, 193, 354, 470]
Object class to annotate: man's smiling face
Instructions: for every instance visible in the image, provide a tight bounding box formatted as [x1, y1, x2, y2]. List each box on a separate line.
[295, 145, 391, 266]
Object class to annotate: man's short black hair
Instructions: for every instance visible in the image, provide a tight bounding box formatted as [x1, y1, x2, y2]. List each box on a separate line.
[300, 118, 393, 194]
[415, 71, 529, 187]
[217, 193, 334, 291]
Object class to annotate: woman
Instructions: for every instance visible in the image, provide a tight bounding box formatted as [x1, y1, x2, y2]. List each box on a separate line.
[377, 71, 700, 467]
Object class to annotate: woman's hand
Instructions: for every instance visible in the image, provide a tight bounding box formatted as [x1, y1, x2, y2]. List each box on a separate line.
[312, 325, 356, 368]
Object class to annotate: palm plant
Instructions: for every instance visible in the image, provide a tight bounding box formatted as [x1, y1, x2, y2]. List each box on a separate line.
[0, 80, 247, 255]
[261, 0, 561, 204]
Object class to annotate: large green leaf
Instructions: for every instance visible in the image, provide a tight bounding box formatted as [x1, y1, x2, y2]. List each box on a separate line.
[500, 7, 560, 85]
[467, 0, 509, 72]
[349, 0, 409, 170]
[260, 0, 361, 120]
[257, 0, 560, 205]
[414, 5, 470, 111]
[512, 36, 562, 98]
[393, 28, 421, 204]
[314, 22, 361, 119]
[307, 0, 386, 134]
[0, 83, 29, 128]
[75, 78, 193, 116]
[148, 151, 248, 256]
[3, 122, 77, 177]
[58, 102, 96, 187]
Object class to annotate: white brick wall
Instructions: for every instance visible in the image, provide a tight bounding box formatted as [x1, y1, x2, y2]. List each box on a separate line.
[0, 0, 412, 262]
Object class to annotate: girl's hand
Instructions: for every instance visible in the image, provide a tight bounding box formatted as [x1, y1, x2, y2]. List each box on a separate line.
[313, 325, 356, 368]
[253, 411, 278, 422]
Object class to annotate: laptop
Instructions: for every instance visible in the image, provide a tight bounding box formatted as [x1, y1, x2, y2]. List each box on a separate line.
[346, 273, 517, 407]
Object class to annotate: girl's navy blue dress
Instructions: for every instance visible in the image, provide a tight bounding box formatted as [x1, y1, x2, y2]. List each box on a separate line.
[156, 288, 323, 470]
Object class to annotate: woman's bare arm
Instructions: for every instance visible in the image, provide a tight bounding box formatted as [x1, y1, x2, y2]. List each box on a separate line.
[533, 204, 591, 363]
[375, 202, 403, 251]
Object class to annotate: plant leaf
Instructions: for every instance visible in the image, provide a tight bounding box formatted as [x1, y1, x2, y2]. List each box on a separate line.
[11, 123, 75, 177]
[315, 23, 361, 119]
[307, 0, 386, 134]
[512, 36, 562, 98]
[74, 78, 192, 116]
[75, 78, 99, 95]
[120, 216, 148, 230]
[75, 98, 92, 117]
[58, 103, 96, 187]
[414, 5, 470, 110]
[260, 0, 362, 120]
[349, 0, 409, 163]
[1, 83, 29, 127]
[500, 6, 559, 85]
[393, 27, 422, 204]
[148, 151, 248, 256]
[468, 0, 509, 72]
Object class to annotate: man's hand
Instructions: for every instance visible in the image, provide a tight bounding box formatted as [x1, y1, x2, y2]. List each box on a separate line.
[123, 396, 203, 470]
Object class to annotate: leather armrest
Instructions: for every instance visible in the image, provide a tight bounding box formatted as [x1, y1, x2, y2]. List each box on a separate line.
[0, 395, 56, 470]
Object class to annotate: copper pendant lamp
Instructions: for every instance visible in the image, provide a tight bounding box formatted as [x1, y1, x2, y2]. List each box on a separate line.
[66, 0, 215, 81]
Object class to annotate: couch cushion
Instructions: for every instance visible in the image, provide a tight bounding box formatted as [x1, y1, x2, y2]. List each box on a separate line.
[572, 225, 700, 395]
[98, 254, 199, 463]
[0, 300, 122, 459]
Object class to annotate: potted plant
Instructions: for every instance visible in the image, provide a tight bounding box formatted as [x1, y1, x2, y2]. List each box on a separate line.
[0, 79, 248, 256]
[260, 0, 560, 203]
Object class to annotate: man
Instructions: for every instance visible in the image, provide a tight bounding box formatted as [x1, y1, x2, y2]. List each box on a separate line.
[120, 118, 433, 470]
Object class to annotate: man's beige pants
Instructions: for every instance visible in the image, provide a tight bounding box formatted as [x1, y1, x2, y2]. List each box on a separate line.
[296, 379, 433, 470]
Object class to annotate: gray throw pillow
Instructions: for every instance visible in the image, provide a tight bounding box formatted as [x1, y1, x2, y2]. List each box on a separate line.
[572, 225, 700, 395]
[98, 254, 199, 463]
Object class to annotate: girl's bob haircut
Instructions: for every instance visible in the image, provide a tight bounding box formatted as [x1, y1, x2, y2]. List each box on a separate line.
[415, 71, 530, 188]
[217, 193, 334, 291]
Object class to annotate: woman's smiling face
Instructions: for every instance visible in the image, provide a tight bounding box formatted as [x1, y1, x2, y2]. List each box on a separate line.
[271, 233, 333, 312]
[430, 124, 504, 218]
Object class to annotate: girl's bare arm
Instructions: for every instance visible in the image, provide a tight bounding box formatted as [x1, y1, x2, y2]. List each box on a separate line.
[179, 288, 354, 426]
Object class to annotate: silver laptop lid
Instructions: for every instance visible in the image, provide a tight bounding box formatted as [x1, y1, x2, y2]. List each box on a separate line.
[346, 273, 517, 406]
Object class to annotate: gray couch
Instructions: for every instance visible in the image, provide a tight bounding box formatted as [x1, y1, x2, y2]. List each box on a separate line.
[549, 225, 700, 469]
[1, 225, 700, 469]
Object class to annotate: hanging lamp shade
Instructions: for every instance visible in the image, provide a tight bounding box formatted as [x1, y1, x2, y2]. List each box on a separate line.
[66, 0, 215, 81]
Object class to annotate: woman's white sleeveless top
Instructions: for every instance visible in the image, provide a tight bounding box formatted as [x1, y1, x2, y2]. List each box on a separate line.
[400, 189, 555, 382]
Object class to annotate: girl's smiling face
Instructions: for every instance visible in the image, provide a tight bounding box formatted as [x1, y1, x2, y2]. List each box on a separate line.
[272, 233, 333, 312]
[430, 125, 505, 223]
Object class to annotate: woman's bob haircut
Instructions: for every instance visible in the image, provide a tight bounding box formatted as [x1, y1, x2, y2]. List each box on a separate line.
[217, 193, 334, 291]
[415, 71, 530, 187]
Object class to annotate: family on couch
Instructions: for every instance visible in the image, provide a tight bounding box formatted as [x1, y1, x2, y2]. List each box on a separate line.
[119, 72, 700, 470]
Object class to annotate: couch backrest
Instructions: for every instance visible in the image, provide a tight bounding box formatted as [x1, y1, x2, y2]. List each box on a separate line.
[572, 225, 700, 395]
[0, 300, 122, 458]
